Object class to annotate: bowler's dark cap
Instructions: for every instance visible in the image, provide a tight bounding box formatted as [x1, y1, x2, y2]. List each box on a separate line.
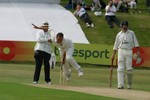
[57, 32, 64, 37]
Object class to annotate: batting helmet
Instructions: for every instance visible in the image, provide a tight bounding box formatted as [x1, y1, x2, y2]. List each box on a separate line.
[121, 20, 129, 27]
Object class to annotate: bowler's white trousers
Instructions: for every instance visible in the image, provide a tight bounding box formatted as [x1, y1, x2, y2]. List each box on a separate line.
[60, 46, 81, 76]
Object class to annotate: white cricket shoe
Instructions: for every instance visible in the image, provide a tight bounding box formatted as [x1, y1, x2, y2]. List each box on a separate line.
[66, 74, 71, 81]
[86, 23, 90, 27]
[66, 69, 71, 81]
[91, 23, 94, 27]
[46, 82, 52, 85]
[118, 84, 124, 89]
[118, 86, 124, 89]
[127, 83, 132, 89]
[78, 68, 84, 77]
[127, 85, 131, 89]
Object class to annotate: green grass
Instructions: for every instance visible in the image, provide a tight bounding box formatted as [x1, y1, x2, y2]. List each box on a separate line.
[0, 64, 126, 100]
[0, 63, 150, 92]
[0, 82, 123, 100]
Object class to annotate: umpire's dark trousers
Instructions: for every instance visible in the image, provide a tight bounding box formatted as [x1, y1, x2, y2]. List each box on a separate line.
[105, 15, 120, 28]
[80, 13, 93, 25]
[33, 50, 51, 82]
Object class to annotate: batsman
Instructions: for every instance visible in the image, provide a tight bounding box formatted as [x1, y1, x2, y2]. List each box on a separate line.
[111, 20, 140, 89]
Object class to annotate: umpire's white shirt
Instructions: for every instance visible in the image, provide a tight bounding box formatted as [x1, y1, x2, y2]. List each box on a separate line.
[34, 29, 53, 54]
[113, 29, 139, 50]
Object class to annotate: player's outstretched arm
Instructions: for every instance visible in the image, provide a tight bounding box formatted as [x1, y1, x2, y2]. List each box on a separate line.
[31, 23, 48, 30]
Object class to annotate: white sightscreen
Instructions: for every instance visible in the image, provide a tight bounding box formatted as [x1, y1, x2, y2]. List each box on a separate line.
[0, 3, 89, 44]
[0, 0, 60, 3]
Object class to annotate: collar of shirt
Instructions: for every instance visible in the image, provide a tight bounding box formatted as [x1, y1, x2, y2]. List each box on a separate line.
[121, 29, 129, 34]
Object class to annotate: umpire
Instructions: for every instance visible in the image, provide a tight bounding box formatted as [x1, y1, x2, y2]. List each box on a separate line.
[32, 22, 52, 85]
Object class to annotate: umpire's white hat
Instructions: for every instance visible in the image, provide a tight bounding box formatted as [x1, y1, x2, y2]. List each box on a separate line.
[42, 21, 49, 27]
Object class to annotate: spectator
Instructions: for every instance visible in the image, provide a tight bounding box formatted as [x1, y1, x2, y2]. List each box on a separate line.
[113, 0, 123, 11]
[105, 0, 120, 28]
[120, 1, 129, 12]
[74, 0, 84, 9]
[99, 0, 106, 9]
[122, 0, 139, 13]
[146, 0, 150, 13]
[74, 4, 94, 27]
[92, 0, 102, 11]
[128, 0, 137, 14]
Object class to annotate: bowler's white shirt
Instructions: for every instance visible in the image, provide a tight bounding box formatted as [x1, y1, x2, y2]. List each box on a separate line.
[113, 29, 139, 50]
[52, 37, 73, 51]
